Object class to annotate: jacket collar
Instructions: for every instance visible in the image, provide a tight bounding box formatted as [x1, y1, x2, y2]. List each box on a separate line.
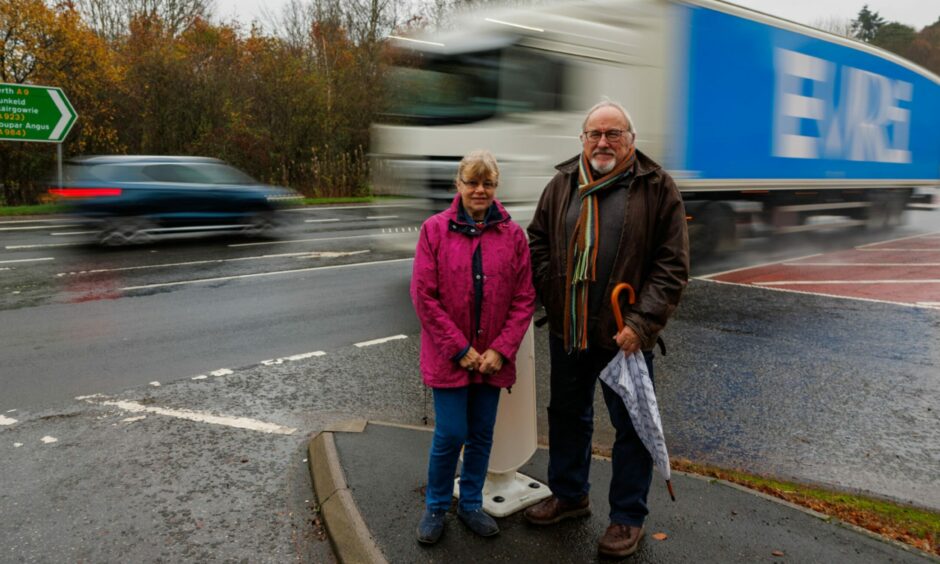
[555, 148, 661, 178]
[447, 195, 510, 236]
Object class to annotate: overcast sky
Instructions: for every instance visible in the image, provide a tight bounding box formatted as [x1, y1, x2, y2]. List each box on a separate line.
[213, 0, 939, 31]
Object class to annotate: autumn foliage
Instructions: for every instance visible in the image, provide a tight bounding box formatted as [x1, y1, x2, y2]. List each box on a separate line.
[0, 0, 394, 205]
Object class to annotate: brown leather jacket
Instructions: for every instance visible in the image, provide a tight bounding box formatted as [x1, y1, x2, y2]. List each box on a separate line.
[527, 150, 689, 351]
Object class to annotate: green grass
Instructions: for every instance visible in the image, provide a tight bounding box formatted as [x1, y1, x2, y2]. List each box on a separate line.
[0, 203, 67, 216]
[672, 458, 939, 555]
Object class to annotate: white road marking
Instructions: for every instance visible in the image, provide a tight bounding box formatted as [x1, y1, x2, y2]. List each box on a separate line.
[122, 416, 147, 423]
[95, 399, 296, 435]
[0, 415, 17, 426]
[55, 250, 370, 276]
[120, 257, 413, 291]
[5, 242, 79, 250]
[149, 381, 161, 387]
[755, 279, 940, 286]
[698, 252, 824, 279]
[0, 224, 79, 231]
[75, 394, 105, 401]
[50, 231, 97, 236]
[13, 443, 23, 448]
[855, 231, 940, 249]
[261, 351, 325, 365]
[917, 302, 940, 307]
[856, 248, 940, 252]
[697, 277, 938, 309]
[41, 436, 58, 444]
[5, 409, 15, 413]
[0, 257, 54, 265]
[0, 267, 8, 271]
[304, 218, 340, 223]
[229, 231, 414, 248]
[210, 368, 233, 377]
[191, 375, 208, 380]
[366, 215, 399, 220]
[783, 262, 940, 266]
[355, 335, 408, 348]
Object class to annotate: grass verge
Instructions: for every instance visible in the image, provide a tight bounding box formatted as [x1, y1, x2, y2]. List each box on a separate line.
[0, 203, 66, 216]
[672, 458, 939, 556]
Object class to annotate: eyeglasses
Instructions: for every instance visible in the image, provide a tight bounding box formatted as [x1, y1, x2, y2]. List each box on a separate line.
[460, 178, 497, 190]
[582, 129, 632, 143]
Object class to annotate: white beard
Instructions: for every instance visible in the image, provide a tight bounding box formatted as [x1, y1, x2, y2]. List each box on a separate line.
[590, 157, 616, 174]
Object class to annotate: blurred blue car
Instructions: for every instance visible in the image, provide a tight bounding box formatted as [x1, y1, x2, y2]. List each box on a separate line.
[50, 155, 302, 245]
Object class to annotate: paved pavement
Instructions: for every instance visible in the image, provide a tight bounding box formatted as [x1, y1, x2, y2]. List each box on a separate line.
[311, 421, 936, 563]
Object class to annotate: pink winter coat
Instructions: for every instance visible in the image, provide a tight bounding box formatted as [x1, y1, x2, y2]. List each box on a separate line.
[411, 196, 536, 389]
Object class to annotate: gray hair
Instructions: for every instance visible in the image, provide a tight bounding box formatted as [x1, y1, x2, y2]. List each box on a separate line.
[582, 98, 636, 137]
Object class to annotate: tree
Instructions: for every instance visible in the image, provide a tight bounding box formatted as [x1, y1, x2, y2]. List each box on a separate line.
[76, 0, 214, 39]
[872, 22, 917, 57]
[852, 5, 885, 42]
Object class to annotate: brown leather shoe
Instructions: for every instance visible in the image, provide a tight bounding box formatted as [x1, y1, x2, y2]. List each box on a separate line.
[523, 495, 590, 525]
[598, 523, 644, 558]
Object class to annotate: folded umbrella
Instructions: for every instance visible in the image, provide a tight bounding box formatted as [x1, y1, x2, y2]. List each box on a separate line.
[598, 282, 676, 501]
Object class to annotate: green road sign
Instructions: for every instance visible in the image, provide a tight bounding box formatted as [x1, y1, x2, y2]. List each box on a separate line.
[0, 83, 77, 143]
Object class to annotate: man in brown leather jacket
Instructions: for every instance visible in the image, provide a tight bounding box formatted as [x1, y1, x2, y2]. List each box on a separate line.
[524, 99, 689, 558]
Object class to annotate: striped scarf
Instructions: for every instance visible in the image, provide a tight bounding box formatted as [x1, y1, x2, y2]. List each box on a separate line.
[564, 147, 636, 352]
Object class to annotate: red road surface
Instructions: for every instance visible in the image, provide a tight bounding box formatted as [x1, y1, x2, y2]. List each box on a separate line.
[701, 232, 940, 308]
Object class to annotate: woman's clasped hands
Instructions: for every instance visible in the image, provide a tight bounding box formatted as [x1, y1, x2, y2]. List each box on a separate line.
[458, 348, 504, 375]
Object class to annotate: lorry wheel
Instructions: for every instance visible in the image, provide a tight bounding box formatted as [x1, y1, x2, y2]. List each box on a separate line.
[688, 203, 734, 258]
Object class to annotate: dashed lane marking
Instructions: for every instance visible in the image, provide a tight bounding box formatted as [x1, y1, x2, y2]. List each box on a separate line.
[50, 231, 97, 236]
[355, 335, 408, 348]
[304, 218, 340, 223]
[90, 399, 297, 435]
[120, 257, 413, 291]
[366, 215, 399, 220]
[261, 351, 325, 365]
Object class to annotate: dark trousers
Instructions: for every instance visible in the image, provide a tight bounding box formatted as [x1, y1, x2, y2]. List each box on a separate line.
[547, 334, 654, 527]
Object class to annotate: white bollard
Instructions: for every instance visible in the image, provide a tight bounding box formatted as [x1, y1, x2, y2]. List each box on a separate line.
[454, 322, 551, 516]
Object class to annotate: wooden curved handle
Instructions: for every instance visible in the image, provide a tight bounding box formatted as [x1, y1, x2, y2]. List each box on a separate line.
[611, 282, 636, 331]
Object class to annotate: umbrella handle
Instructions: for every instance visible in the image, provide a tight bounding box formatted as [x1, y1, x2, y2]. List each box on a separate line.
[611, 282, 636, 332]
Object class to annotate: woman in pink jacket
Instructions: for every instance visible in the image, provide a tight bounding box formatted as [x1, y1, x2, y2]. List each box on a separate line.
[410, 150, 536, 544]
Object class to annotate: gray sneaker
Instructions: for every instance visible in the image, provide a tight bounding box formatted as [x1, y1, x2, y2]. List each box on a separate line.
[456, 507, 499, 537]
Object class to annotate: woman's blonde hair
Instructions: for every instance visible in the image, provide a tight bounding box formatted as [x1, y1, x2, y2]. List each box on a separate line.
[455, 149, 499, 187]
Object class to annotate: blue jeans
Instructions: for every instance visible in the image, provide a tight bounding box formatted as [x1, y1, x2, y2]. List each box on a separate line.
[425, 384, 501, 512]
[547, 334, 655, 527]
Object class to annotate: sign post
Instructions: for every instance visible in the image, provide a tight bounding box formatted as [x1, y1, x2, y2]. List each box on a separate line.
[0, 83, 78, 189]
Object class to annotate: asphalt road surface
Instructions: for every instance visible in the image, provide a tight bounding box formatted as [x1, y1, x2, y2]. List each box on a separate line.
[1, 201, 938, 561]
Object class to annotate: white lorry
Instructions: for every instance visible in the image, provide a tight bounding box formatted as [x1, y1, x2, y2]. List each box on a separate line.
[370, 0, 940, 255]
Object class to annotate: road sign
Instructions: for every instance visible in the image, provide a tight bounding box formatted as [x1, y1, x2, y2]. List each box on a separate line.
[0, 83, 77, 143]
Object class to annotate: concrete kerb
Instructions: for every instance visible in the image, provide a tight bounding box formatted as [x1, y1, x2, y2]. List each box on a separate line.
[308, 429, 389, 564]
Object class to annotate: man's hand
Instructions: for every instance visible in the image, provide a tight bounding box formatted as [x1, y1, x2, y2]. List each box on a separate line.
[614, 325, 640, 355]
[459, 347, 482, 371]
[478, 349, 504, 375]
